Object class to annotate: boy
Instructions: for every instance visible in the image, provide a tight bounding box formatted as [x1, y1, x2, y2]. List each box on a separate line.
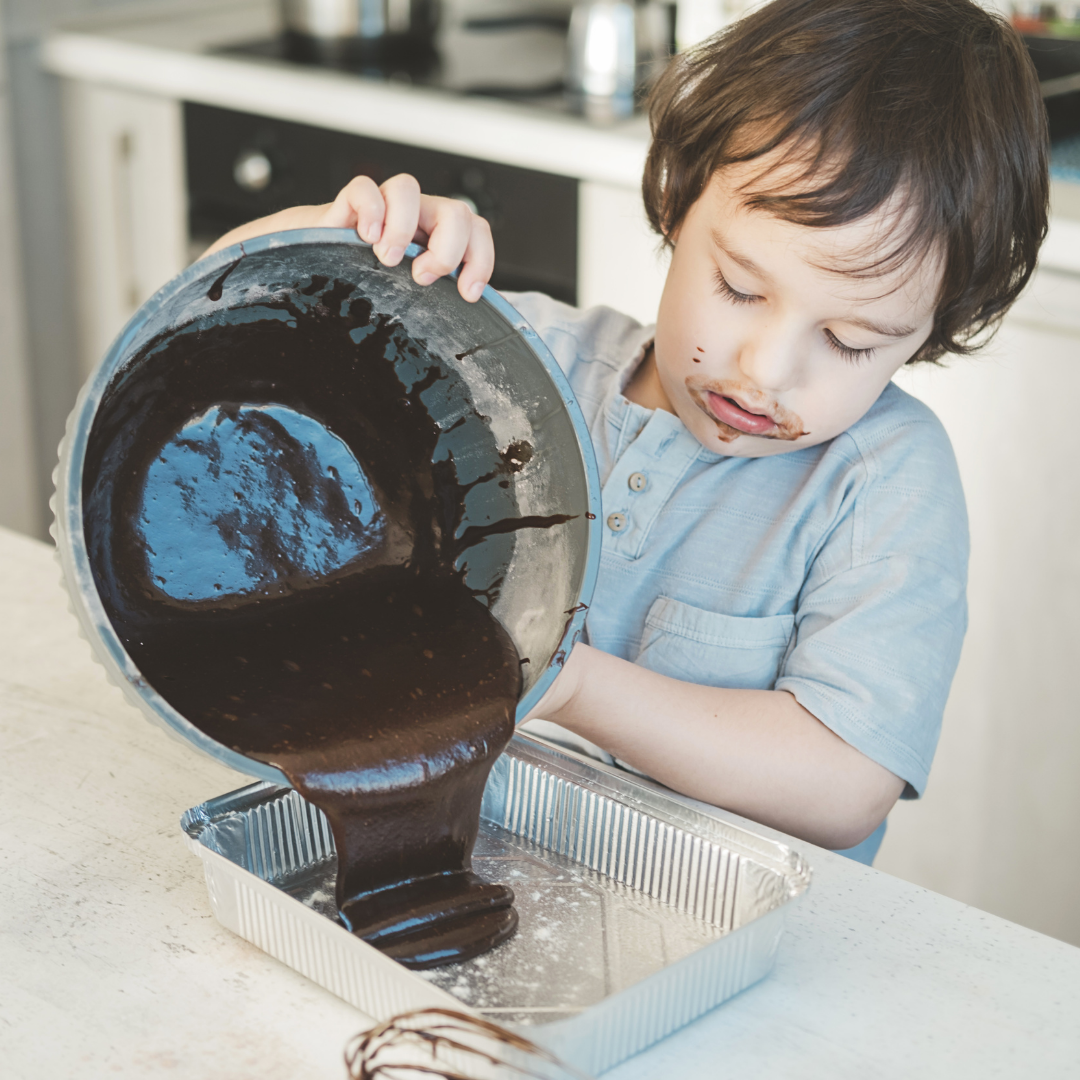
[208, 0, 1048, 863]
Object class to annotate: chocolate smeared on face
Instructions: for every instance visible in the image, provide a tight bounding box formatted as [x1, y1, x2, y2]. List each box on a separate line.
[686, 380, 810, 443]
[82, 275, 574, 968]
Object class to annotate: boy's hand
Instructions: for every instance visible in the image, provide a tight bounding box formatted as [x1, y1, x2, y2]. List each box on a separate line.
[318, 174, 494, 303]
[203, 173, 494, 304]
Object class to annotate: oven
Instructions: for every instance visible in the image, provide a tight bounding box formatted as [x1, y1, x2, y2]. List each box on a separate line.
[184, 102, 579, 303]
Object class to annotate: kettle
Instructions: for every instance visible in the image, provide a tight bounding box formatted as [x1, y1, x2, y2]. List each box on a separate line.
[566, 0, 673, 121]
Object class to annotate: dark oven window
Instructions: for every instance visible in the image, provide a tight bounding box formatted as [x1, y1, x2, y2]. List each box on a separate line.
[184, 102, 578, 304]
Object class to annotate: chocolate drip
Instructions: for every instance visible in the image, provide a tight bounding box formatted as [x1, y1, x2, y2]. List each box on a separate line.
[82, 274, 574, 967]
[206, 256, 242, 301]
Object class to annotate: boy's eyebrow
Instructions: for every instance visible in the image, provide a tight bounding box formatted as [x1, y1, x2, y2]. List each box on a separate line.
[711, 229, 773, 283]
[710, 229, 918, 339]
[842, 314, 919, 339]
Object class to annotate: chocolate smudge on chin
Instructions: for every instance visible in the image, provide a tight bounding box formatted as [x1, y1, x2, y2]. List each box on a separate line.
[82, 276, 575, 968]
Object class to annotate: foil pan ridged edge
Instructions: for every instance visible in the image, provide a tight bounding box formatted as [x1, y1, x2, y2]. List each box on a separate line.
[182, 734, 811, 1075]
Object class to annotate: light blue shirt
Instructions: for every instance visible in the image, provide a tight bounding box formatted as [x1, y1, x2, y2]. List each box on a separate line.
[510, 293, 970, 863]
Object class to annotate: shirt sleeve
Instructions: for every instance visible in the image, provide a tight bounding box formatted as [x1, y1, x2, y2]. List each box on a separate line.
[774, 408, 969, 798]
[499, 291, 649, 393]
[499, 291, 587, 381]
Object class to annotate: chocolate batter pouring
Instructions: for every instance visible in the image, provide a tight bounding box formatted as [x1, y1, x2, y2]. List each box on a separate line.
[82, 273, 573, 968]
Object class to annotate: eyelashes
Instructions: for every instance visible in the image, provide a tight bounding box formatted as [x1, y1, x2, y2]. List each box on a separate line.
[712, 268, 759, 306]
[823, 329, 876, 363]
[713, 269, 877, 364]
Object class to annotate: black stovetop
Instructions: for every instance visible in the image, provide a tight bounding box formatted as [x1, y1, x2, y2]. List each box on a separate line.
[215, 18, 572, 108]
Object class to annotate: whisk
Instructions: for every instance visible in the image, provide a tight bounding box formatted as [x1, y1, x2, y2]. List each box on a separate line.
[344, 1008, 591, 1080]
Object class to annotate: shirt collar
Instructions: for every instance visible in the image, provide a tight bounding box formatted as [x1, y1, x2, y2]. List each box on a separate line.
[615, 324, 657, 396]
[602, 325, 727, 463]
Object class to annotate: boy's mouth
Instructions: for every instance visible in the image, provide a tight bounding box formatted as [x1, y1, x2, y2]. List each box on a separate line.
[687, 382, 809, 443]
[705, 391, 778, 436]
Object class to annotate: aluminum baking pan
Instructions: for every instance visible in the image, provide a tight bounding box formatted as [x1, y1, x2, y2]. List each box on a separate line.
[182, 733, 811, 1075]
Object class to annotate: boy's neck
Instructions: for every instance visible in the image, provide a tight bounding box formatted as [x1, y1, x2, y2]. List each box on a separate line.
[624, 346, 676, 415]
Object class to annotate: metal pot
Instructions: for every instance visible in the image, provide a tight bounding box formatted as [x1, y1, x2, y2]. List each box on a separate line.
[280, 0, 440, 63]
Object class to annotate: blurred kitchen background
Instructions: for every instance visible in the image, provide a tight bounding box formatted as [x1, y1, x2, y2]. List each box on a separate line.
[1, 0, 1079, 946]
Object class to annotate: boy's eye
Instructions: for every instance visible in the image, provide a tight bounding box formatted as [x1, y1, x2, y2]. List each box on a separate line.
[713, 269, 761, 305]
[825, 329, 876, 363]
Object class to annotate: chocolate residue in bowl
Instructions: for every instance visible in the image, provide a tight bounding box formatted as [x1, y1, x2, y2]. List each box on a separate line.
[82, 275, 574, 968]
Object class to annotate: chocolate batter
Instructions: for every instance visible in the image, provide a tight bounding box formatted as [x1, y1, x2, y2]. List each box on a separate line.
[82, 273, 573, 968]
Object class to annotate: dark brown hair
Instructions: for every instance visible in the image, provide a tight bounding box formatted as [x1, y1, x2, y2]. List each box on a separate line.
[643, 0, 1049, 362]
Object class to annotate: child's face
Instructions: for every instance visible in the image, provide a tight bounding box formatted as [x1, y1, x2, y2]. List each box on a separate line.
[649, 163, 941, 457]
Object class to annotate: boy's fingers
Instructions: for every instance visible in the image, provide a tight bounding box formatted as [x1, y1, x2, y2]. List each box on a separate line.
[374, 173, 422, 266]
[329, 180, 494, 301]
[348, 174, 387, 244]
[411, 196, 476, 287]
[456, 216, 495, 303]
[319, 175, 384, 243]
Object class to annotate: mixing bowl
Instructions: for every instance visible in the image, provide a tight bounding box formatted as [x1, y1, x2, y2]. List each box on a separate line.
[53, 229, 601, 785]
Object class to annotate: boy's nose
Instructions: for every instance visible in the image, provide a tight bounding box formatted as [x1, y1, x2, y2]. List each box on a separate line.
[735, 324, 802, 393]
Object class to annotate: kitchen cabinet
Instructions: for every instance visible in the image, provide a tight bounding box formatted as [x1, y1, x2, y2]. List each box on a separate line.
[62, 81, 187, 377]
[883, 264, 1080, 944]
[578, 179, 667, 321]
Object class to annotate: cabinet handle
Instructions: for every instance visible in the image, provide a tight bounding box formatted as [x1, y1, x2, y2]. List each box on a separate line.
[113, 129, 139, 313]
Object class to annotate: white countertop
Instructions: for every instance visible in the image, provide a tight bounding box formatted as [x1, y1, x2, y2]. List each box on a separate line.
[2, 522, 1079, 1078]
[40, 0, 650, 188]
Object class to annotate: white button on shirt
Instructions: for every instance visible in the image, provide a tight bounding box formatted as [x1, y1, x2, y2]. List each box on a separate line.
[507, 291, 969, 803]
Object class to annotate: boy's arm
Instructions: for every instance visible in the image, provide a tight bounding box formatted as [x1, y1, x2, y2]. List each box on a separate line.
[202, 174, 495, 304]
[530, 643, 905, 850]
[206, 177, 904, 848]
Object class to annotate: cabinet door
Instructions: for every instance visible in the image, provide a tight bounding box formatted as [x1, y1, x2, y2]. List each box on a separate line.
[61, 82, 187, 377]
[578, 180, 668, 325]
[884, 267, 1080, 944]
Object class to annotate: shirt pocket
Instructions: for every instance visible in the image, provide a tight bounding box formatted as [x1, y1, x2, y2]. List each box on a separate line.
[636, 595, 796, 690]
